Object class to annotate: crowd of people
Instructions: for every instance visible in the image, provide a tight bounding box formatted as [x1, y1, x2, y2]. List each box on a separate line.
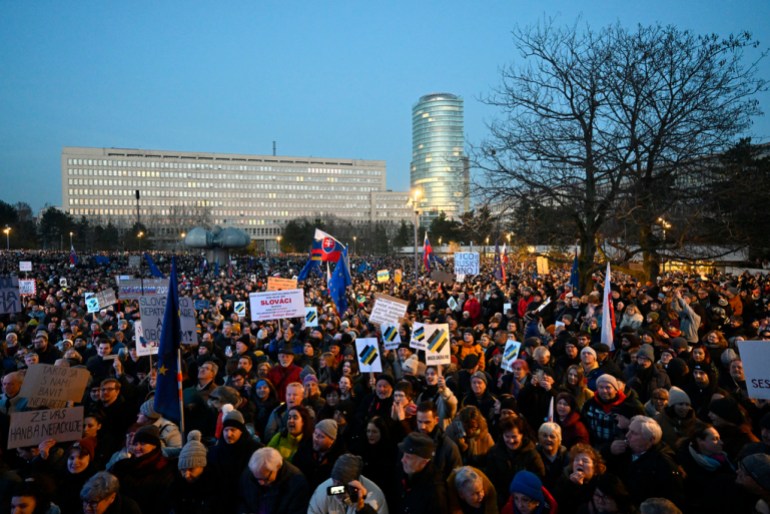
[1, 249, 770, 514]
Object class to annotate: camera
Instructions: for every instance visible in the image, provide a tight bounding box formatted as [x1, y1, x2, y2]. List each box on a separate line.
[327, 485, 345, 496]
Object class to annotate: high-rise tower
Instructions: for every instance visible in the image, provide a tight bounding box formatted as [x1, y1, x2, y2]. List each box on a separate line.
[410, 93, 469, 223]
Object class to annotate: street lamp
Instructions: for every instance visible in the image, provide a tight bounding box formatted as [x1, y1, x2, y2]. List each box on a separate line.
[276, 235, 282, 253]
[137, 231, 144, 251]
[409, 189, 423, 278]
[486, 236, 490, 261]
[353, 236, 357, 256]
[69, 231, 74, 248]
[438, 236, 442, 247]
[3, 226, 9, 251]
[657, 217, 671, 241]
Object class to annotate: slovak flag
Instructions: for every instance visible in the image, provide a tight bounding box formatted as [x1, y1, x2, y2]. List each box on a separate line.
[69, 243, 78, 266]
[313, 229, 345, 263]
[423, 234, 434, 273]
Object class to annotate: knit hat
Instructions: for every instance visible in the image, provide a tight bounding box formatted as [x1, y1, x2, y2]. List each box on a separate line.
[398, 432, 435, 460]
[509, 470, 544, 502]
[211, 386, 239, 406]
[667, 386, 691, 406]
[742, 453, 770, 492]
[581, 346, 597, 359]
[71, 437, 96, 462]
[299, 365, 316, 383]
[709, 397, 745, 426]
[637, 344, 655, 362]
[221, 405, 247, 432]
[331, 454, 363, 485]
[720, 349, 738, 366]
[133, 425, 161, 447]
[462, 354, 480, 369]
[140, 399, 161, 421]
[670, 337, 689, 351]
[315, 419, 338, 441]
[471, 371, 488, 385]
[303, 373, 319, 386]
[375, 374, 395, 389]
[592, 343, 611, 355]
[596, 374, 621, 391]
[613, 400, 644, 420]
[178, 430, 207, 470]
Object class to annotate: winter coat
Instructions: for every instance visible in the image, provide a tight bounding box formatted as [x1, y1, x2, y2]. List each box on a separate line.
[308, 475, 388, 514]
[237, 459, 310, 514]
[109, 447, 175, 514]
[391, 460, 448, 514]
[556, 411, 590, 449]
[168, 466, 222, 514]
[484, 439, 546, 509]
[677, 442, 735, 514]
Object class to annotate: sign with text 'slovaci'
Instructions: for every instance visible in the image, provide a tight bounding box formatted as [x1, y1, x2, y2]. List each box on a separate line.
[249, 289, 306, 321]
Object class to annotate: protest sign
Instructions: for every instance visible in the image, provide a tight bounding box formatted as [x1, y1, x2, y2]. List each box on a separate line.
[376, 270, 390, 283]
[19, 364, 91, 409]
[128, 255, 141, 268]
[355, 338, 383, 373]
[394, 269, 402, 285]
[266, 277, 298, 291]
[249, 289, 305, 321]
[430, 270, 454, 286]
[138, 295, 166, 349]
[194, 299, 210, 310]
[0, 276, 21, 315]
[18, 279, 36, 296]
[381, 324, 401, 350]
[135, 320, 158, 357]
[536, 256, 550, 275]
[535, 297, 552, 313]
[118, 278, 168, 299]
[59, 278, 68, 287]
[454, 252, 480, 276]
[737, 341, 770, 399]
[501, 340, 522, 372]
[369, 293, 409, 327]
[410, 322, 427, 351]
[503, 302, 512, 314]
[179, 296, 197, 345]
[8, 407, 84, 450]
[425, 324, 451, 366]
[19, 261, 32, 272]
[87, 288, 118, 313]
[447, 297, 458, 311]
[305, 307, 319, 327]
[234, 301, 247, 318]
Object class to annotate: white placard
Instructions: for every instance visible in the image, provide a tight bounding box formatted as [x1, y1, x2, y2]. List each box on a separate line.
[8, 407, 84, 450]
[59, 278, 68, 287]
[503, 302, 512, 314]
[501, 340, 522, 372]
[135, 320, 158, 356]
[138, 295, 165, 350]
[234, 301, 247, 318]
[19, 261, 32, 272]
[369, 293, 409, 327]
[118, 279, 168, 299]
[737, 341, 770, 399]
[305, 307, 319, 327]
[381, 324, 401, 350]
[87, 288, 118, 313]
[425, 324, 451, 366]
[179, 297, 198, 345]
[454, 252, 480, 276]
[410, 322, 427, 351]
[448, 297, 458, 311]
[249, 289, 306, 321]
[18, 279, 36, 296]
[19, 364, 91, 409]
[355, 338, 383, 373]
[128, 255, 141, 269]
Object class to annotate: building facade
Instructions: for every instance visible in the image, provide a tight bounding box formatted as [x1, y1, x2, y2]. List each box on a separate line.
[410, 93, 469, 223]
[61, 147, 412, 244]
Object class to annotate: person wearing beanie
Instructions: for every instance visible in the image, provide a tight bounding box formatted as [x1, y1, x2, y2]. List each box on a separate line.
[137, 398, 183, 449]
[624, 343, 672, 404]
[54, 437, 100, 513]
[267, 341, 303, 402]
[170, 430, 221, 514]
[460, 371, 497, 427]
[738, 453, 770, 502]
[307, 453, 388, 513]
[504, 469, 558, 514]
[654, 386, 698, 449]
[581, 373, 642, 445]
[109, 424, 176, 514]
[293, 418, 346, 489]
[580, 345, 604, 391]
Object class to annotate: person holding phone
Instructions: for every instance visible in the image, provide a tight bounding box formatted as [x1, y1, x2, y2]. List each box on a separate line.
[308, 453, 388, 514]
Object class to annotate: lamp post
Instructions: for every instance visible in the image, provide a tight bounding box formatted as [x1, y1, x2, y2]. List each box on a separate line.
[3, 226, 9, 251]
[485, 236, 490, 262]
[410, 189, 422, 278]
[180, 232, 186, 253]
[276, 235, 282, 254]
[137, 231, 144, 251]
[657, 217, 672, 272]
[69, 231, 73, 248]
[353, 236, 357, 256]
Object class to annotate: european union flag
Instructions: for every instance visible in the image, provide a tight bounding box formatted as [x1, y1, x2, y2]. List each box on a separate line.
[329, 247, 352, 315]
[569, 248, 580, 295]
[154, 257, 182, 424]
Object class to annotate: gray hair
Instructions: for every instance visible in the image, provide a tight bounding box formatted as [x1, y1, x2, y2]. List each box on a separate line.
[81, 471, 120, 502]
[538, 421, 562, 441]
[639, 497, 683, 514]
[631, 415, 663, 445]
[454, 466, 483, 494]
[248, 447, 283, 474]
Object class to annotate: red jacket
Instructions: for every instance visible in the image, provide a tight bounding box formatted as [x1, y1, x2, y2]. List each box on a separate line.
[267, 364, 302, 402]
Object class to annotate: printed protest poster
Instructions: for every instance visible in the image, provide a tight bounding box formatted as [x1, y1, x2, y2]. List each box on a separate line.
[118, 278, 168, 299]
[376, 270, 390, 283]
[8, 407, 84, 449]
[454, 252, 480, 276]
[394, 269, 402, 284]
[381, 324, 401, 350]
[87, 288, 119, 313]
[536, 256, 550, 275]
[425, 324, 451, 366]
[18, 279, 36, 296]
[447, 297, 458, 311]
[0, 276, 21, 315]
[249, 289, 306, 321]
[410, 322, 427, 351]
[19, 364, 91, 409]
[738, 341, 770, 399]
[305, 307, 319, 328]
[179, 297, 198, 345]
[138, 295, 165, 351]
[59, 278, 68, 287]
[369, 293, 409, 327]
[501, 340, 523, 372]
[355, 338, 383, 373]
[134, 320, 157, 357]
[19, 261, 32, 272]
[234, 301, 247, 318]
[266, 277, 298, 291]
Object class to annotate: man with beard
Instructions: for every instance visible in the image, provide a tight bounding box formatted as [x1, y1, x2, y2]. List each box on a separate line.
[415, 401, 461, 481]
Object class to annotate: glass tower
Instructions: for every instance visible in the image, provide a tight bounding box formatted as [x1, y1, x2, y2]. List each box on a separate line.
[410, 93, 468, 223]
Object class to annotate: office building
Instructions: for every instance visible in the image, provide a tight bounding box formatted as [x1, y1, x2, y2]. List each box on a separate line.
[410, 93, 469, 223]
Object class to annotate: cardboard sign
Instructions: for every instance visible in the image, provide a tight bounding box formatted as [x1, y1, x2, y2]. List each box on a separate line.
[179, 297, 198, 345]
[305, 307, 319, 327]
[369, 293, 409, 327]
[19, 261, 32, 272]
[138, 295, 166, 348]
[454, 252, 480, 276]
[394, 269, 402, 285]
[425, 323, 451, 366]
[118, 279, 168, 299]
[0, 276, 21, 314]
[86, 288, 118, 313]
[430, 270, 454, 286]
[135, 320, 158, 357]
[381, 324, 401, 350]
[737, 341, 770, 399]
[19, 364, 91, 409]
[410, 322, 427, 351]
[266, 277, 298, 291]
[234, 301, 247, 318]
[8, 407, 84, 449]
[536, 256, 550, 275]
[355, 338, 383, 373]
[501, 340, 522, 372]
[376, 270, 390, 283]
[249, 289, 306, 321]
[18, 279, 36, 296]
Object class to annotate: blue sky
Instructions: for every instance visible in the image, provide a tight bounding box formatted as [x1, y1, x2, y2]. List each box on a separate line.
[1, 1, 768, 212]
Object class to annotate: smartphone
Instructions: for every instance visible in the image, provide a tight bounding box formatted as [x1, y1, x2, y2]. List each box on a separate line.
[327, 485, 346, 496]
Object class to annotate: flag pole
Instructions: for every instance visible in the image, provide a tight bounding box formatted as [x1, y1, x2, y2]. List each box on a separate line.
[177, 347, 185, 437]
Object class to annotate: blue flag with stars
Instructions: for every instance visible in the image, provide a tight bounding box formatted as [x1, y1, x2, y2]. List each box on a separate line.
[154, 257, 181, 424]
[329, 247, 351, 315]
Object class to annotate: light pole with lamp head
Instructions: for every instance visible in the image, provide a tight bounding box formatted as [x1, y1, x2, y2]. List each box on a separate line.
[410, 189, 422, 279]
[3, 226, 9, 251]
